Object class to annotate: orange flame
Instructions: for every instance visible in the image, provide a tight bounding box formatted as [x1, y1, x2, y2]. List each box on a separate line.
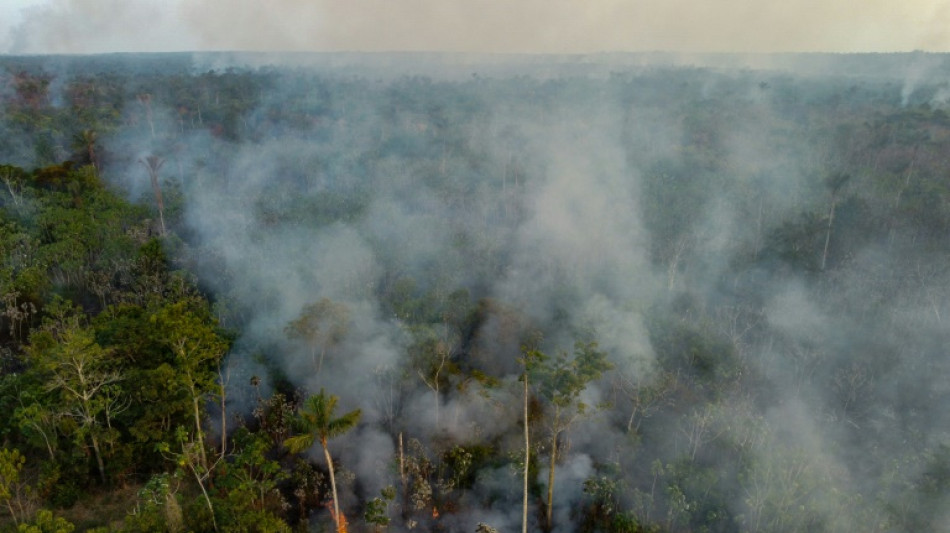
[432, 506, 439, 518]
[327, 502, 348, 533]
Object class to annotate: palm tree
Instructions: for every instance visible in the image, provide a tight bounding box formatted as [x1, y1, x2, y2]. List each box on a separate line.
[284, 389, 361, 533]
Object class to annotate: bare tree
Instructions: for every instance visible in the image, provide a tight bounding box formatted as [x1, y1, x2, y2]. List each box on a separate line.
[821, 172, 850, 271]
[139, 155, 166, 236]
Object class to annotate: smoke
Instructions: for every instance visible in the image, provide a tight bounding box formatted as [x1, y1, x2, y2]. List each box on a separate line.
[6, 0, 198, 54]
[144, 58, 949, 530]
[6, 47, 950, 530]
[4, 0, 950, 55]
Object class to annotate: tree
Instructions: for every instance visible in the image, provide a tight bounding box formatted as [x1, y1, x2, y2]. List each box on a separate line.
[526, 341, 612, 531]
[139, 155, 166, 236]
[0, 447, 33, 526]
[157, 426, 221, 532]
[26, 309, 125, 485]
[820, 172, 850, 271]
[284, 389, 361, 533]
[517, 345, 544, 533]
[71, 129, 99, 173]
[214, 428, 290, 532]
[0, 165, 26, 207]
[154, 297, 229, 473]
[284, 298, 349, 373]
[363, 486, 395, 532]
[408, 324, 457, 428]
[11, 386, 58, 462]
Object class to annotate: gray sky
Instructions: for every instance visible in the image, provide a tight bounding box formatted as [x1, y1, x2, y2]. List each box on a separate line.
[1, 0, 948, 55]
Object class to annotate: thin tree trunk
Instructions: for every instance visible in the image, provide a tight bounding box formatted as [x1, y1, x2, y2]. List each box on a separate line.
[189, 462, 217, 532]
[5, 500, 17, 526]
[323, 439, 343, 533]
[2, 176, 21, 206]
[399, 431, 406, 492]
[90, 432, 107, 484]
[187, 375, 209, 470]
[434, 383, 440, 428]
[29, 421, 55, 461]
[627, 405, 637, 434]
[546, 429, 557, 531]
[821, 195, 837, 271]
[523, 375, 530, 533]
[545, 403, 564, 531]
[219, 365, 228, 460]
[399, 432, 408, 522]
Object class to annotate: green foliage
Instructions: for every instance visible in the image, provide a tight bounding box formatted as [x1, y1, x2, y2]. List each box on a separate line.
[284, 389, 361, 454]
[526, 341, 612, 410]
[124, 473, 183, 533]
[24, 312, 123, 484]
[16, 510, 74, 533]
[580, 464, 663, 533]
[0, 447, 33, 525]
[363, 486, 395, 530]
[215, 428, 289, 528]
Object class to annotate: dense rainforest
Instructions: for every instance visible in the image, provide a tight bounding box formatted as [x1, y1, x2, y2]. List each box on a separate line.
[0, 52, 949, 532]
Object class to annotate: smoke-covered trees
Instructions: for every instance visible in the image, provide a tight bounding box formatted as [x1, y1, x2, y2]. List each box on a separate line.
[284, 298, 349, 373]
[4, 53, 950, 532]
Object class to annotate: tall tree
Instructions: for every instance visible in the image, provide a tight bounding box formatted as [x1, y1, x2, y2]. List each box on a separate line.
[284, 389, 361, 533]
[526, 341, 612, 531]
[820, 172, 850, 271]
[139, 155, 166, 236]
[517, 348, 544, 533]
[154, 297, 229, 472]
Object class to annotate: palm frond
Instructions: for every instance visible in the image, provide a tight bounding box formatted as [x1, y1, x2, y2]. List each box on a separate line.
[284, 433, 316, 454]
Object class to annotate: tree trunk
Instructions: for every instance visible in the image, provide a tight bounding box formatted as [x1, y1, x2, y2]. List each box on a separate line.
[189, 378, 209, 470]
[90, 432, 107, 485]
[399, 432, 408, 520]
[189, 461, 217, 532]
[821, 195, 837, 271]
[219, 366, 228, 461]
[30, 421, 56, 462]
[323, 438, 343, 533]
[4, 499, 18, 526]
[522, 375, 530, 533]
[434, 382, 440, 428]
[546, 434, 557, 531]
[546, 406, 560, 531]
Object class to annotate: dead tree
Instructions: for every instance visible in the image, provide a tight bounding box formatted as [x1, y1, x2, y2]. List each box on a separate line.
[140, 155, 166, 236]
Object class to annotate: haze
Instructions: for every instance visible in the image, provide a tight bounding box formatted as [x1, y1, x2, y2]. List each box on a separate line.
[2, 0, 949, 55]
